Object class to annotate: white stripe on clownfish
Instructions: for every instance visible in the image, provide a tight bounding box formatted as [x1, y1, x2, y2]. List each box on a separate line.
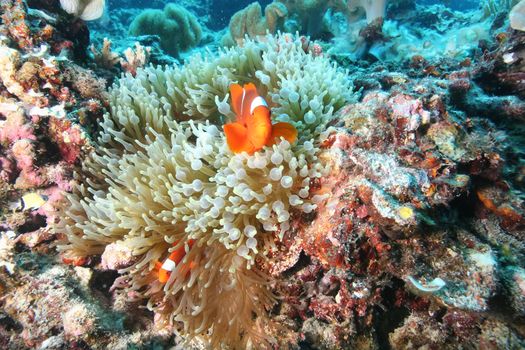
[161, 258, 176, 271]
[250, 96, 268, 114]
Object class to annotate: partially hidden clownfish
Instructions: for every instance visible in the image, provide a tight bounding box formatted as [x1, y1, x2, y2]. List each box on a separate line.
[156, 239, 195, 283]
[223, 83, 298, 155]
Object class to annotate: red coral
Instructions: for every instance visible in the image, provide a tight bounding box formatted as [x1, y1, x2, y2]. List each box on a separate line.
[48, 117, 86, 164]
[1, 0, 34, 50]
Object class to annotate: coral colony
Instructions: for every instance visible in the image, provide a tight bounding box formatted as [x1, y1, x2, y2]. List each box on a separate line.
[0, 0, 525, 349]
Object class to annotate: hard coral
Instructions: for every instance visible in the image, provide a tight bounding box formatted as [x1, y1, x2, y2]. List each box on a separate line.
[55, 33, 356, 348]
[264, 62, 525, 345]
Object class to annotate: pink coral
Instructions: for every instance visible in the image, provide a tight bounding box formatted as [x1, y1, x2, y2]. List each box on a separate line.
[11, 139, 35, 170]
[15, 168, 43, 189]
[0, 101, 35, 144]
[0, 156, 15, 182]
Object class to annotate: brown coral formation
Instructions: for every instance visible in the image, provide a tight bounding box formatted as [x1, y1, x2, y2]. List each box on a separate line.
[222, 2, 288, 46]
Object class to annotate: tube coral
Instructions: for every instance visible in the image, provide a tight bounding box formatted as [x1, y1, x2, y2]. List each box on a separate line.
[55, 33, 356, 348]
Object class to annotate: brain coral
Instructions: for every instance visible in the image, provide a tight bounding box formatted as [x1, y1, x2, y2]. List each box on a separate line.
[55, 33, 355, 348]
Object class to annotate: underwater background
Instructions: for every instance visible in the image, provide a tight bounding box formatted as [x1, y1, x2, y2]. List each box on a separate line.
[1, 0, 525, 349]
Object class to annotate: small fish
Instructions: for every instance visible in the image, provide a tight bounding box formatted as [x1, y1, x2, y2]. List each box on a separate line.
[223, 83, 297, 154]
[9, 192, 47, 211]
[156, 240, 195, 283]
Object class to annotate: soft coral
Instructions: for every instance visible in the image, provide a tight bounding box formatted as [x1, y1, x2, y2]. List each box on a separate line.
[348, 0, 389, 23]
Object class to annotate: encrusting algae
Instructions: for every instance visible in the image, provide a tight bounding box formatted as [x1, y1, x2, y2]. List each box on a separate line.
[54, 33, 356, 349]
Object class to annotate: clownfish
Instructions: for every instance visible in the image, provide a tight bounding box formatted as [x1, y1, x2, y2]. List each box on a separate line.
[156, 239, 195, 283]
[223, 83, 297, 155]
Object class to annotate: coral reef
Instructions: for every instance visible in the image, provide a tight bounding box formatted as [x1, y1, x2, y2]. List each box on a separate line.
[329, 2, 495, 61]
[267, 67, 525, 347]
[224, 0, 349, 42]
[0, 1, 169, 348]
[129, 3, 202, 58]
[1, 0, 525, 349]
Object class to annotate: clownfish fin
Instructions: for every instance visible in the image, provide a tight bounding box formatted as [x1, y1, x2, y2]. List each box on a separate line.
[247, 105, 272, 151]
[224, 122, 254, 154]
[267, 122, 298, 146]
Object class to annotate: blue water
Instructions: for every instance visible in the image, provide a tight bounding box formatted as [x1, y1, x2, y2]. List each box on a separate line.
[104, 0, 484, 32]
[90, 0, 511, 65]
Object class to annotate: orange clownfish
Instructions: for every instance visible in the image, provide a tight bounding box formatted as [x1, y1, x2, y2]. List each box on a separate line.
[223, 83, 298, 154]
[156, 239, 195, 283]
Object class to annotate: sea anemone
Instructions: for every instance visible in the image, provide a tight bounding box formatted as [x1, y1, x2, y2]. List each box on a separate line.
[55, 33, 356, 348]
